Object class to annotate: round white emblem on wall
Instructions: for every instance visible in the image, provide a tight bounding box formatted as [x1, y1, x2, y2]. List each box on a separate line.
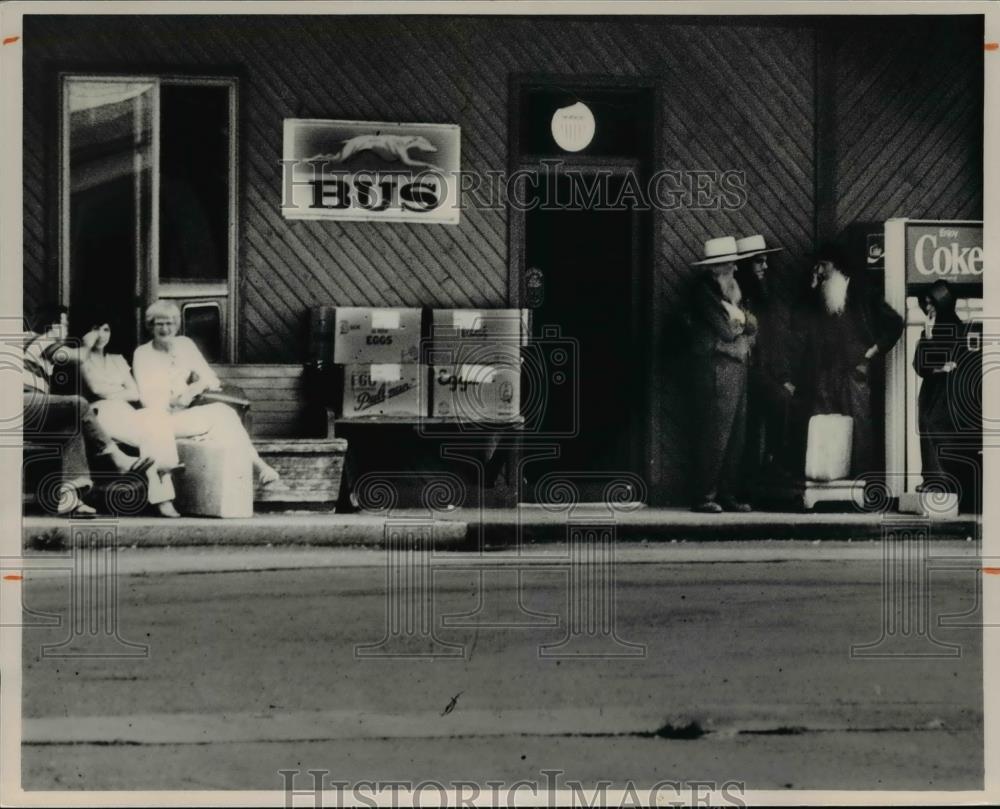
[550, 102, 595, 152]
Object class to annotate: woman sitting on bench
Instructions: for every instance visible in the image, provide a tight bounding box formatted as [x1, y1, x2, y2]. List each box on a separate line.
[132, 300, 280, 488]
[81, 319, 184, 518]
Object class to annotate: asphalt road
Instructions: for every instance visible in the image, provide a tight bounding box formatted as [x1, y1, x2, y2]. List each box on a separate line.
[14, 542, 985, 793]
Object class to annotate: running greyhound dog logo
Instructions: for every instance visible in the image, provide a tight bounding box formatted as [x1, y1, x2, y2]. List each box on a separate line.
[308, 133, 440, 169]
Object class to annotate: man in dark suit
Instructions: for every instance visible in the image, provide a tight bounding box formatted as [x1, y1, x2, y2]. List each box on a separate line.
[688, 237, 758, 513]
[802, 243, 904, 478]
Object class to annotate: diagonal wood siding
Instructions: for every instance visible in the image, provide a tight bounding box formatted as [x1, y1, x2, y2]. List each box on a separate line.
[831, 15, 983, 232]
[21, 14, 983, 503]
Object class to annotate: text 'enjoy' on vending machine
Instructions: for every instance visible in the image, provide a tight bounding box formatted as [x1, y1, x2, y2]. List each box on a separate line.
[884, 219, 983, 515]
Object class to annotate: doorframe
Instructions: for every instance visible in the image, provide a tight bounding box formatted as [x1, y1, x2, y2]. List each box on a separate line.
[508, 74, 659, 497]
[507, 73, 658, 307]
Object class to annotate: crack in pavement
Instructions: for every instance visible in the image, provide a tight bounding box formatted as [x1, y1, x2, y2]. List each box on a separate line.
[23, 725, 973, 748]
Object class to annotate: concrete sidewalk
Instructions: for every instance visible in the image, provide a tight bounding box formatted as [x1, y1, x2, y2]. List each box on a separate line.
[21, 506, 980, 549]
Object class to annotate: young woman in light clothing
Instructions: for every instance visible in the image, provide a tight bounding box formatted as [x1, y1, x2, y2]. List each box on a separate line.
[80, 322, 183, 517]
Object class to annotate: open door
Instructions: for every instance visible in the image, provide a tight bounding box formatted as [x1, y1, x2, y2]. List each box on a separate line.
[521, 171, 646, 502]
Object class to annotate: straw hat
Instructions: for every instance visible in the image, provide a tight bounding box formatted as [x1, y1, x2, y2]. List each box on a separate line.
[735, 234, 783, 260]
[691, 236, 741, 266]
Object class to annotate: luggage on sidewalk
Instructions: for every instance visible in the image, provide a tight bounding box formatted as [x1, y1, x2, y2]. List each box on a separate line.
[805, 414, 853, 482]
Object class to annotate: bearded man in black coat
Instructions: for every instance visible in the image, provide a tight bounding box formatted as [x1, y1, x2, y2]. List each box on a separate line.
[802, 243, 904, 478]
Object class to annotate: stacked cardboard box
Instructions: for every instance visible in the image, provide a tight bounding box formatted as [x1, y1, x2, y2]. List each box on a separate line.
[335, 308, 427, 417]
[430, 363, 520, 421]
[333, 307, 423, 364]
[429, 309, 525, 422]
[331, 307, 527, 422]
[341, 363, 426, 418]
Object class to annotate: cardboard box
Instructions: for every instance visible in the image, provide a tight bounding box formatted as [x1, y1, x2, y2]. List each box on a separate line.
[431, 364, 520, 422]
[342, 364, 427, 418]
[334, 307, 423, 364]
[429, 309, 527, 364]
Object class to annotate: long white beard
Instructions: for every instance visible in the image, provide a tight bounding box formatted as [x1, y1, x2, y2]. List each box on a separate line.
[822, 271, 849, 315]
[716, 273, 742, 306]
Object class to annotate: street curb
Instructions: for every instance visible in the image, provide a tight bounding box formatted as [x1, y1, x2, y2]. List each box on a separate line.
[482, 518, 980, 545]
[23, 511, 979, 549]
[22, 516, 471, 550]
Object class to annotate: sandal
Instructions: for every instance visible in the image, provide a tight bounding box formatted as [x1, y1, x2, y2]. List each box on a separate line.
[58, 502, 97, 518]
[56, 485, 93, 517]
[129, 456, 155, 475]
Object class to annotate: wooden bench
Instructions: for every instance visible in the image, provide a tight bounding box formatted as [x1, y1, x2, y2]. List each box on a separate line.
[211, 364, 333, 439]
[204, 364, 346, 508]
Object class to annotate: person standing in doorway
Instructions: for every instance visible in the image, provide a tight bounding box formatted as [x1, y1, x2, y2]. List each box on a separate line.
[688, 237, 757, 513]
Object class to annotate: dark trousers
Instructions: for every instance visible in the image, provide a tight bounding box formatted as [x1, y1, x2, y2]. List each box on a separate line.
[693, 355, 748, 504]
[813, 366, 877, 478]
[845, 374, 874, 477]
[919, 430, 982, 511]
[745, 379, 797, 477]
[23, 392, 114, 491]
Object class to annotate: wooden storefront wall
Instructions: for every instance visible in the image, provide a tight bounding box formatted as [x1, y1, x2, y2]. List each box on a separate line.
[22, 14, 983, 503]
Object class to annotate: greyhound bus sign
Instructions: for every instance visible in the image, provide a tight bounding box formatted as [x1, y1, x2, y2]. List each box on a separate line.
[282, 119, 461, 224]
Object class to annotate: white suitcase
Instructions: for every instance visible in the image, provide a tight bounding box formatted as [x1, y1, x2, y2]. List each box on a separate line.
[805, 414, 854, 482]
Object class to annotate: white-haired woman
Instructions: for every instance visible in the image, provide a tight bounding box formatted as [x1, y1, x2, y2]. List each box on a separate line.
[132, 300, 279, 486]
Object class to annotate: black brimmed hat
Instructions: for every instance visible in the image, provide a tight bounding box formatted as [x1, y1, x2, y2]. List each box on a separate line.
[814, 241, 851, 270]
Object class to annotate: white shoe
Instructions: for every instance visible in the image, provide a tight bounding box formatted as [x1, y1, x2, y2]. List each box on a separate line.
[56, 485, 96, 517]
[156, 501, 181, 518]
[256, 464, 280, 486]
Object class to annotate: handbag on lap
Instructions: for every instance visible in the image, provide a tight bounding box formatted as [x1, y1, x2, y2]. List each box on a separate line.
[190, 385, 253, 432]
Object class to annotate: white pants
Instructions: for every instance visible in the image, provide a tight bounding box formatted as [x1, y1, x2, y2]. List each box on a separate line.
[169, 403, 261, 464]
[90, 400, 178, 505]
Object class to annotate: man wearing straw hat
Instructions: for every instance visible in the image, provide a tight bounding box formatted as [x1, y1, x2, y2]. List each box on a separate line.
[688, 236, 758, 513]
[734, 234, 798, 482]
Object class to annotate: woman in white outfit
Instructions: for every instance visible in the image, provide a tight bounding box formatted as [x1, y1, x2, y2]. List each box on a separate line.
[131, 300, 279, 487]
[80, 322, 183, 517]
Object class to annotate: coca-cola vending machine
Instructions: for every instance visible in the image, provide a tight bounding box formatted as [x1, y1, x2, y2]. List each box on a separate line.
[884, 219, 983, 514]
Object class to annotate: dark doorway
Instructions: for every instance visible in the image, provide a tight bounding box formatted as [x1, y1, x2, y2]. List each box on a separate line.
[522, 172, 645, 501]
[69, 175, 140, 356]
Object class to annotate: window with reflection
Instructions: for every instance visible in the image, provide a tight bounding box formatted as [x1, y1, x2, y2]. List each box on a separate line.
[62, 76, 236, 360]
